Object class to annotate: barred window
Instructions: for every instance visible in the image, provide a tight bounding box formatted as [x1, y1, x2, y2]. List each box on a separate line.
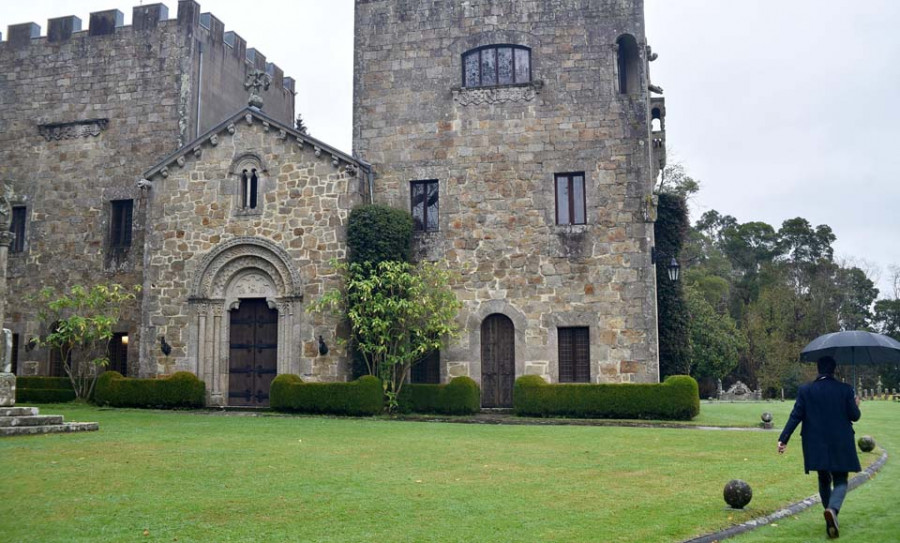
[463, 45, 531, 88]
[411, 350, 440, 384]
[558, 327, 590, 383]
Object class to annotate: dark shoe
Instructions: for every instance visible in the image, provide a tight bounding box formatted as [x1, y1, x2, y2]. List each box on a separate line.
[824, 508, 839, 539]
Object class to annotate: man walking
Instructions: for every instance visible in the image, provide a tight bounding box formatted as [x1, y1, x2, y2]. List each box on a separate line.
[777, 356, 861, 539]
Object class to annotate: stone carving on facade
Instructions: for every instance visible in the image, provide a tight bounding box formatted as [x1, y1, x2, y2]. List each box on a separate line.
[176, 156, 186, 168]
[227, 123, 236, 135]
[0, 184, 12, 231]
[37, 118, 109, 141]
[452, 81, 543, 106]
[332, 155, 340, 168]
[191, 237, 303, 300]
[314, 146, 321, 158]
[209, 134, 219, 146]
[193, 146, 202, 158]
[244, 69, 271, 109]
[160, 166, 169, 178]
[137, 178, 153, 191]
[226, 271, 277, 310]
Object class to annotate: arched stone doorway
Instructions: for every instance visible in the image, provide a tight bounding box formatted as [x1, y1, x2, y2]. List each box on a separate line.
[481, 313, 515, 408]
[188, 237, 303, 406]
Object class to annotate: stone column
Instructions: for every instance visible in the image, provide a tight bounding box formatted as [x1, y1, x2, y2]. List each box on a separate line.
[0, 184, 16, 406]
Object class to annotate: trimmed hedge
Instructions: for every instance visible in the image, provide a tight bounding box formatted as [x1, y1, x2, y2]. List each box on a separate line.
[398, 377, 481, 415]
[513, 375, 700, 420]
[270, 374, 384, 416]
[347, 204, 413, 265]
[15, 377, 76, 404]
[94, 371, 205, 408]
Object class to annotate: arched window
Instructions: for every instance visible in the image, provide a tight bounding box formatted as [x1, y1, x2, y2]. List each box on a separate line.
[463, 45, 531, 88]
[616, 34, 640, 94]
[241, 168, 259, 210]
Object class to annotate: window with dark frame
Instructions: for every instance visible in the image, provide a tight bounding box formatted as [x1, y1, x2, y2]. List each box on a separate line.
[11, 333, 19, 375]
[558, 327, 590, 383]
[463, 45, 531, 88]
[411, 180, 439, 232]
[108, 332, 128, 375]
[10, 206, 26, 253]
[109, 199, 133, 249]
[410, 350, 441, 384]
[241, 168, 259, 209]
[555, 172, 586, 225]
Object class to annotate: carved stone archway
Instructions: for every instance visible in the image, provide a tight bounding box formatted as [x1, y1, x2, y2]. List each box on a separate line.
[188, 237, 302, 406]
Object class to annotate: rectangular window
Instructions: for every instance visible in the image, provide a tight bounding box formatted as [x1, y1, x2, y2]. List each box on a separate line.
[410, 350, 440, 384]
[110, 199, 133, 248]
[11, 333, 19, 375]
[558, 327, 590, 383]
[555, 173, 586, 225]
[108, 332, 129, 375]
[10, 206, 26, 253]
[411, 180, 439, 232]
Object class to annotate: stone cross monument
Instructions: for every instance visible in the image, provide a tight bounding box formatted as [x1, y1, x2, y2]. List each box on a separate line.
[0, 183, 16, 406]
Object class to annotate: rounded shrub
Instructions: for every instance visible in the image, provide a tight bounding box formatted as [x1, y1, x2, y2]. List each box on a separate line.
[347, 204, 413, 265]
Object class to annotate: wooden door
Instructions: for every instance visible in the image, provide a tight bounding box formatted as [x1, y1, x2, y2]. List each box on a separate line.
[481, 314, 515, 408]
[229, 299, 278, 407]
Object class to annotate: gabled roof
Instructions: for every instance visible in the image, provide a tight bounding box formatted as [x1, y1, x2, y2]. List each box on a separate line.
[142, 107, 360, 180]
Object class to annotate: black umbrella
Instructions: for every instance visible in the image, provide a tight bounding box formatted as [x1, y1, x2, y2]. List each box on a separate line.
[800, 331, 900, 389]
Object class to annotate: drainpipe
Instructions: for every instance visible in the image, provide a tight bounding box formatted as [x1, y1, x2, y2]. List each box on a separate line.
[357, 158, 375, 204]
[196, 41, 204, 138]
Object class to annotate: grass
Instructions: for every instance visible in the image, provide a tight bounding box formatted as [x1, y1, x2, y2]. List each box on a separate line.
[0, 401, 893, 543]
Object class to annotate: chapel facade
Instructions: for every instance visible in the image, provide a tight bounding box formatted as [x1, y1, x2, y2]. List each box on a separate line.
[1, 0, 667, 408]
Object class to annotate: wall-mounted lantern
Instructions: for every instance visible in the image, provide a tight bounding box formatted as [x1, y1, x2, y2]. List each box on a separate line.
[651, 247, 681, 282]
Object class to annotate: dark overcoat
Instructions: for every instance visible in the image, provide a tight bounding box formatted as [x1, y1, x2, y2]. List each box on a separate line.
[778, 375, 861, 473]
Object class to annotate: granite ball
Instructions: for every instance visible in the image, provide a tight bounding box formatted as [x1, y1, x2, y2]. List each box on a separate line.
[761, 412, 773, 423]
[858, 435, 876, 453]
[723, 479, 753, 509]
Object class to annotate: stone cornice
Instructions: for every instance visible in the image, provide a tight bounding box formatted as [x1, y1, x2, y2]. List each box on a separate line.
[452, 81, 543, 106]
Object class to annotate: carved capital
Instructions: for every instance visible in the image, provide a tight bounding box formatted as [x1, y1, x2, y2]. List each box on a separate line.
[0, 231, 15, 248]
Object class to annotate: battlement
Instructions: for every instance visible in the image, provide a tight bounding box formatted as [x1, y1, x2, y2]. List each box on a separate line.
[1, 1, 293, 92]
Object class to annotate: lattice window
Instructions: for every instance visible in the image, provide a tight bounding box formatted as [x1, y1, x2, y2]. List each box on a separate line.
[558, 327, 590, 383]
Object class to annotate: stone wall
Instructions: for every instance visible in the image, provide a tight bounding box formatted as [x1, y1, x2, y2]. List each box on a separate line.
[354, 0, 661, 384]
[0, 1, 295, 376]
[140, 109, 363, 401]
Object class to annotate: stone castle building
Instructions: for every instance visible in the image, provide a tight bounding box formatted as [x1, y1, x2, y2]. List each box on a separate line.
[1, 0, 667, 408]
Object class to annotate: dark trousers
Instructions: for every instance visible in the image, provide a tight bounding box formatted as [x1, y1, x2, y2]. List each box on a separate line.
[817, 471, 849, 513]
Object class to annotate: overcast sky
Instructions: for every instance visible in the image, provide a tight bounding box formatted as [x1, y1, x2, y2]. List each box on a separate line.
[4, 0, 898, 297]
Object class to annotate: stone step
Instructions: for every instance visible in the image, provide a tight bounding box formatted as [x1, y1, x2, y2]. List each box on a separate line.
[0, 415, 65, 427]
[0, 407, 40, 417]
[0, 422, 99, 437]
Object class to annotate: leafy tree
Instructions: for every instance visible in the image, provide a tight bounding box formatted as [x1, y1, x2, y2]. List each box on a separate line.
[312, 260, 462, 412]
[656, 162, 700, 199]
[33, 284, 139, 399]
[835, 266, 878, 331]
[685, 285, 746, 382]
[873, 297, 900, 389]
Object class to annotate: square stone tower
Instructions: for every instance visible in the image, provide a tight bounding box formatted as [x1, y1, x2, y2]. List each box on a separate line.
[354, 0, 667, 406]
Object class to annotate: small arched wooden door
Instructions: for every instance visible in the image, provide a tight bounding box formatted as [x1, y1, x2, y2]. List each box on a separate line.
[481, 314, 515, 408]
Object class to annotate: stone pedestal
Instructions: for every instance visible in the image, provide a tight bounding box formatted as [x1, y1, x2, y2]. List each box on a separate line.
[0, 372, 14, 407]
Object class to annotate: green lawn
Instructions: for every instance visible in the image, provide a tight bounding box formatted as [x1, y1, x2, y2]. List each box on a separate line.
[0, 401, 893, 543]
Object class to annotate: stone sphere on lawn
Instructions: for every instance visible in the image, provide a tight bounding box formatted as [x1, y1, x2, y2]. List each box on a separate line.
[858, 435, 876, 453]
[761, 412, 773, 423]
[723, 479, 753, 509]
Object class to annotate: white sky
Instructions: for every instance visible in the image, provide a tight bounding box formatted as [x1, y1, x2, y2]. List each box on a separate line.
[4, 0, 899, 297]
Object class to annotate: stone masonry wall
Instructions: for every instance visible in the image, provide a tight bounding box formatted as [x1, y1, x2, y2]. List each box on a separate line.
[0, 2, 295, 377]
[354, 0, 660, 384]
[141, 112, 363, 389]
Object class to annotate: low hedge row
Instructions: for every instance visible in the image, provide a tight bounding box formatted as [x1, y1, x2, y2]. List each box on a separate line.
[270, 374, 384, 415]
[94, 371, 205, 408]
[15, 377, 76, 403]
[398, 377, 481, 415]
[513, 375, 700, 420]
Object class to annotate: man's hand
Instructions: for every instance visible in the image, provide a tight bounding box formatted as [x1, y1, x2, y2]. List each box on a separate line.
[777, 441, 787, 454]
